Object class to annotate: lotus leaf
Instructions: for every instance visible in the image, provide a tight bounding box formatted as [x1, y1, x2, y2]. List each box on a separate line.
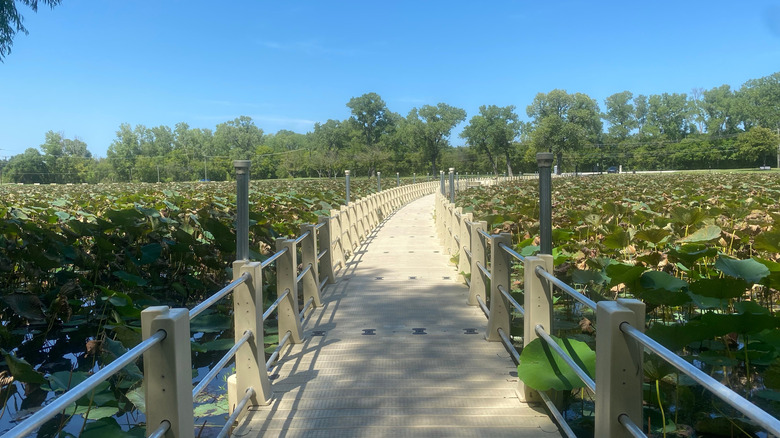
[517, 336, 595, 391]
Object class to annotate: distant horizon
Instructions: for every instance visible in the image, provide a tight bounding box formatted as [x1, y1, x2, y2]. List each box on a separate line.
[1, 0, 779, 158]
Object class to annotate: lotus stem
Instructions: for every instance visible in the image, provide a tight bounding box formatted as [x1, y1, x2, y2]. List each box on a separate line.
[656, 379, 667, 438]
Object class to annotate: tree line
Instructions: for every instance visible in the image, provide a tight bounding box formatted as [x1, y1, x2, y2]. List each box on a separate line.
[2, 71, 779, 184]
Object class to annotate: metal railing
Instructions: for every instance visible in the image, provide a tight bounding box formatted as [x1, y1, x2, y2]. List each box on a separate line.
[6, 162, 441, 437]
[434, 157, 780, 438]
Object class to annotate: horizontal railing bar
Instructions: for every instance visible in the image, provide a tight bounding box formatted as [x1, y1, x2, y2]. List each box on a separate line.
[263, 289, 290, 322]
[317, 248, 327, 261]
[621, 322, 780, 436]
[266, 330, 292, 371]
[498, 284, 524, 316]
[215, 387, 255, 438]
[453, 234, 460, 244]
[189, 273, 250, 320]
[477, 228, 492, 241]
[454, 210, 461, 218]
[464, 219, 474, 226]
[463, 247, 472, 260]
[465, 277, 471, 287]
[296, 264, 312, 283]
[314, 221, 326, 230]
[535, 266, 597, 311]
[192, 330, 252, 399]
[539, 391, 578, 438]
[260, 247, 289, 269]
[496, 327, 520, 363]
[535, 324, 596, 393]
[293, 230, 311, 245]
[476, 262, 492, 281]
[618, 413, 647, 438]
[147, 420, 171, 438]
[5, 330, 166, 438]
[300, 297, 314, 320]
[319, 276, 328, 290]
[498, 242, 524, 262]
[476, 295, 489, 319]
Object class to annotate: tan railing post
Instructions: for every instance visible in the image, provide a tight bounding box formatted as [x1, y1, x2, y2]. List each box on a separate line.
[595, 299, 645, 437]
[467, 220, 488, 306]
[518, 254, 554, 401]
[329, 209, 346, 269]
[318, 216, 336, 284]
[300, 223, 322, 307]
[486, 233, 512, 341]
[276, 238, 303, 343]
[142, 306, 194, 438]
[356, 200, 367, 240]
[450, 207, 462, 256]
[339, 205, 354, 253]
[230, 261, 272, 411]
[457, 212, 472, 280]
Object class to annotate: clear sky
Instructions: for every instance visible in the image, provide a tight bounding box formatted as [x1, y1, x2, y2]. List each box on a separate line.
[1, 0, 778, 158]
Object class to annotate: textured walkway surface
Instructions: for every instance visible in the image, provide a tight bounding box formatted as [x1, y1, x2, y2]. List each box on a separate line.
[233, 194, 560, 437]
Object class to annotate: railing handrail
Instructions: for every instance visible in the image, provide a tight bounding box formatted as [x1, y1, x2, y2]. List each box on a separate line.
[189, 272, 251, 320]
[4, 330, 166, 438]
[621, 322, 780, 436]
[534, 265, 597, 311]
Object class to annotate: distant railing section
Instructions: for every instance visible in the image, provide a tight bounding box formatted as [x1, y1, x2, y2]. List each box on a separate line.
[434, 153, 780, 438]
[6, 163, 440, 438]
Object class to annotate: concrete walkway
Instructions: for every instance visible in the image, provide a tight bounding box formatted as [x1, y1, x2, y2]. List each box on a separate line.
[233, 194, 560, 437]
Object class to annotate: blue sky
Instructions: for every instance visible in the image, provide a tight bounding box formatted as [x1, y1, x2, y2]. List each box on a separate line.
[1, 0, 779, 158]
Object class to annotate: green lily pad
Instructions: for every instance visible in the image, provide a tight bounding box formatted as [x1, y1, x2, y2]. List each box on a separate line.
[688, 277, 748, 300]
[517, 336, 595, 391]
[677, 224, 721, 243]
[1, 349, 46, 384]
[715, 256, 770, 283]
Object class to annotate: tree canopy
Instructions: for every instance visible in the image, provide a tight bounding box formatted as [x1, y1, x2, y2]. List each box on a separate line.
[0, 0, 61, 61]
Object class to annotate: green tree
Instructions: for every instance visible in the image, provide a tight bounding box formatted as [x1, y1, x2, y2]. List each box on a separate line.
[39, 131, 92, 183]
[738, 72, 780, 131]
[5, 147, 47, 183]
[0, 0, 61, 61]
[107, 123, 142, 181]
[702, 85, 740, 136]
[603, 91, 637, 140]
[733, 126, 778, 167]
[346, 93, 394, 176]
[406, 103, 466, 175]
[460, 105, 521, 176]
[644, 93, 694, 140]
[526, 90, 602, 173]
[310, 119, 349, 177]
[214, 116, 264, 160]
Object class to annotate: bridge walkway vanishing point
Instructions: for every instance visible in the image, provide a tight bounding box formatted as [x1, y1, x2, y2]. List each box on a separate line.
[233, 193, 561, 437]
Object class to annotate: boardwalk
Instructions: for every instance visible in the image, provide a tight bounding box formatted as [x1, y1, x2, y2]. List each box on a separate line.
[233, 194, 560, 437]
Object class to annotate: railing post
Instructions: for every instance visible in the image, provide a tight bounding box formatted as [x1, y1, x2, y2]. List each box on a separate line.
[518, 254, 554, 402]
[345, 170, 350, 205]
[450, 207, 461, 256]
[300, 224, 322, 307]
[440, 170, 445, 195]
[234, 160, 250, 262]
[595, 299, 645, 437]
[537, 152, 554, 255]
[397, 171, 400, 187]
[340, 204, 355, 253]
[457, 212, 473, 281]
[486, 233, 512, 341]
[229, 261, 272, 413]
[318, 216, 336, 284]
[467, 220, 488, 306]
[142, 306, 194, 438]
[377, 171, 381, 192]
[276, 239, 304, 343]
[329, 209, 346, 270]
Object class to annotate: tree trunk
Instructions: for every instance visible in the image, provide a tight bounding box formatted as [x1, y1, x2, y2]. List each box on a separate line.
[556, 151, 563, 174]
[505, 151, 513, 177]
